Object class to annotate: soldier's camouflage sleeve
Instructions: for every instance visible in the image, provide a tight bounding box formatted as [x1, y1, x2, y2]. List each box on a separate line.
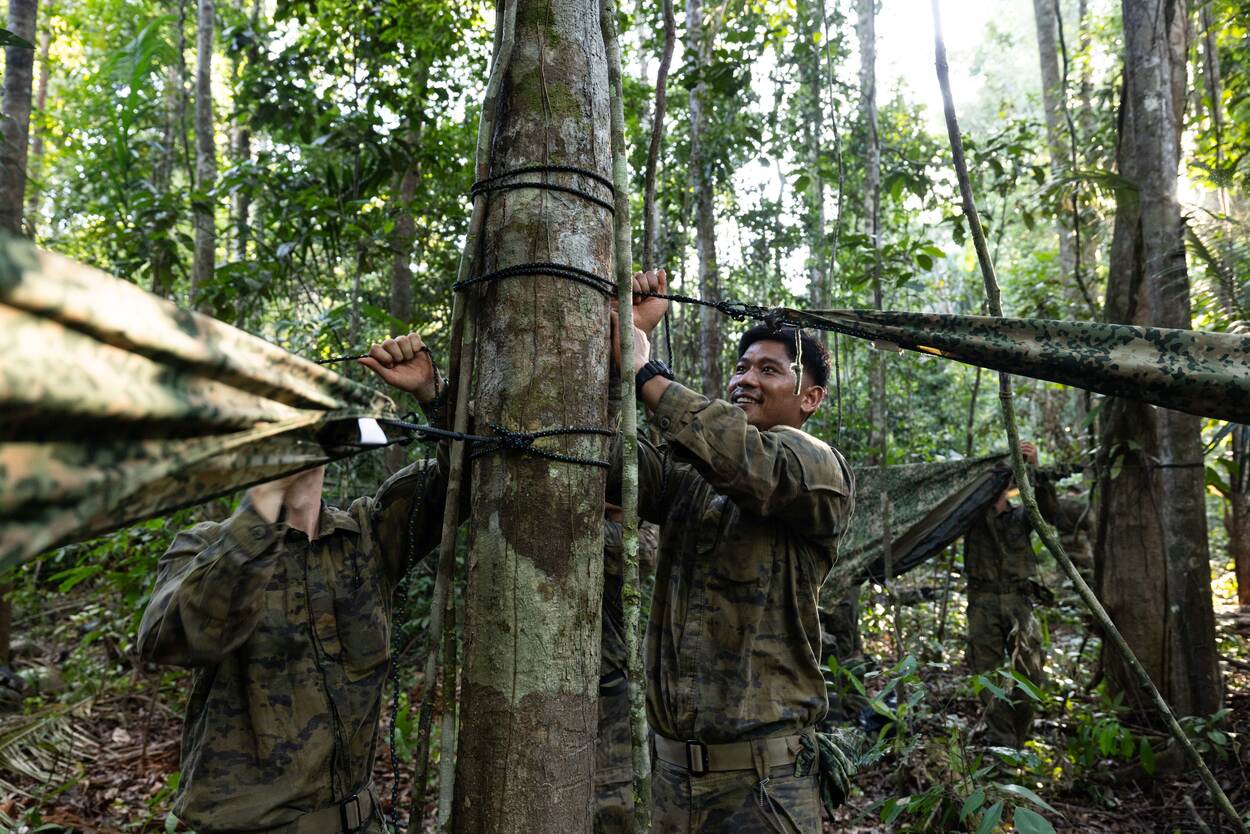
[651, 382, 852, 535]
[137, 497, 279, 668]
[606, 429, 672, 526]
[353, 395, 459, 590]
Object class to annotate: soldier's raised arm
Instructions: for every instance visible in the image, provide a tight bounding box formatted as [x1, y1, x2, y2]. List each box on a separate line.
[352, 331, 466, 587]
[645, 381, 852, 536]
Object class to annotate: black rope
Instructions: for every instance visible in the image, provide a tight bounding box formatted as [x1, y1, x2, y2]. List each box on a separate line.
[382, 417, 613, 469]
[471, 424, 614, 468]
[317, 352, 370, 365]
[470, 163, 615, 213]
[452, 261, 616, 298]
[471, 164, 616, 215]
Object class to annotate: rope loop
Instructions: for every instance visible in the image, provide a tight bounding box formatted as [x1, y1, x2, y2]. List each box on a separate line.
[471, 164, 617, 215]
[452, 261, 615, 298]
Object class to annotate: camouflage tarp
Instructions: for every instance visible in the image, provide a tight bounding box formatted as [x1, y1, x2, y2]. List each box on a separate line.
[0, 242, 399, 569]
[821, 455, 1010, 605]
[789, 309, 1250, 425]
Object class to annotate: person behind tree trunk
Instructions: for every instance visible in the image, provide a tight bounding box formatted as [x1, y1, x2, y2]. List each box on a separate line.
[1057, 484, 1094, 582]
[594, 510, 659, 834]
[964, 441, 1072, 749]
[138, 334, 450, 834]
[610, 270, 857, 834]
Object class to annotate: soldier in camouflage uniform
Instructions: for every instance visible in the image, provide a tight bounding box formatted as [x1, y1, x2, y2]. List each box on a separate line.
[138, 334, 448, 834]
[964, 442, 1072, 748]
[611, 270, 856, 834]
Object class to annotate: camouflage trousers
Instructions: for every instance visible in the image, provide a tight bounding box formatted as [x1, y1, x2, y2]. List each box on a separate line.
[967, 590, 1045, 748]
[594, 682, 635, 834]
[651, 757, 822, 834]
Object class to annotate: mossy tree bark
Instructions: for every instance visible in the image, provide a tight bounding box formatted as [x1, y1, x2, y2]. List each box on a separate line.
[452, 0, 611, 830]
[1098, 0, 1221, 719]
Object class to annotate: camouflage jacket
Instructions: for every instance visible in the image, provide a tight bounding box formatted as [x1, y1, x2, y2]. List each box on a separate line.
[601, 521, 628, 679]
[138, 454, 448, 833]
[964, 469, 1064, 591]
[599, 520, 658, 680]
[612, 383, 855, 744]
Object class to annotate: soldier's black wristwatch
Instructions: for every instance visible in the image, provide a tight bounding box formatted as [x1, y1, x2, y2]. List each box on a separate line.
[635, 359, 674, 398]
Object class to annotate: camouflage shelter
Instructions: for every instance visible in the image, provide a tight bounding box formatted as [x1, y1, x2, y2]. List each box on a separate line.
[0, 242, 400, 569]
[820, 455, 1012, 605]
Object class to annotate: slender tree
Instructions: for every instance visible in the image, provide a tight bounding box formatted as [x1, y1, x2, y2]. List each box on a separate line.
[0, 0, 38, 670]
[0, 0, 39, 235]
[192, 0, 216, 311]
[1031, 0, 1076, 279]
[798, 0, 827, 311]
[24, 24, 50, 232]
[1097, 0, 1221, 718]
[856, 0, 887, 466]
[687, 0, 721, 397]
[452, 0, 612, 830]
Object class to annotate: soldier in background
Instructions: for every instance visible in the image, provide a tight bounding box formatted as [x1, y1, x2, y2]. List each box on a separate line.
[964, 442, 1076, 749]
[138, 334, 448, 834]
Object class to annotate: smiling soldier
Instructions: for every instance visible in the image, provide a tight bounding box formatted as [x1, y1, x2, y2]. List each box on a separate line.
[611, 270, 856, 833]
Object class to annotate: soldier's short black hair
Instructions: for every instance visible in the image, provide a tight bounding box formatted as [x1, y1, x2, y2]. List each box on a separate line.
[736, 324, 831, 389]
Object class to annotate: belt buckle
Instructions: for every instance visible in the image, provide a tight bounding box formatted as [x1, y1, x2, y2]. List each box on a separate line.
[340, 793, 364, 832]
[685, 739, 709, 776]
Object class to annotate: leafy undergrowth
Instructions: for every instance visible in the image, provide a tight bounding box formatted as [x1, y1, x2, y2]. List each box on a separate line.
[2, 549, 1248, 833]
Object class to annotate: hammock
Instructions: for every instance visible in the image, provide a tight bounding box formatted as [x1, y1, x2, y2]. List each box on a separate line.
[821, 455, 1011, 602]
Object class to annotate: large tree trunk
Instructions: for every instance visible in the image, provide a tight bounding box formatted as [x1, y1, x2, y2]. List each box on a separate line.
[192, 0, 216, 312]
[24, 25, 49, 232]
[452, 0, 611, 830]
[1097, 0, 1221, 719]
[687, 0, 720, 398]
[0, 0, 38, 236]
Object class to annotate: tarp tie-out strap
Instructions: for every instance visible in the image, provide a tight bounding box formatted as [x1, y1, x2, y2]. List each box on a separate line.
[471, 164, 617, 215]
[383, 417, 613, 469]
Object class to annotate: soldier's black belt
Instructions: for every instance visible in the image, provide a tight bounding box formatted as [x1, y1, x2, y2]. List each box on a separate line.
[654, 732, 805, 776]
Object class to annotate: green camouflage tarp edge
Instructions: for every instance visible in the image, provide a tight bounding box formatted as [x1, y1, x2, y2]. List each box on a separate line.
[0, 239, 399, 569]
[790, 308, 1250, 424]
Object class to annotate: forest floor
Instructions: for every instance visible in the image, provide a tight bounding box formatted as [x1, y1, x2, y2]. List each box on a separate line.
[1, 563, 1247, 834]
